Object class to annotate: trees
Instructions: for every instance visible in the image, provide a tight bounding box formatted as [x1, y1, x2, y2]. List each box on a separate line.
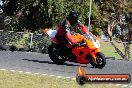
[0, 14, 4, 30]
[0, 0, 4, 30]
[2, 0, 68, 32]
[94, 0, 132, 60]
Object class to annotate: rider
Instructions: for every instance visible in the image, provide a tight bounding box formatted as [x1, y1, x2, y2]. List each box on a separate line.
[56, 10, 89, 46]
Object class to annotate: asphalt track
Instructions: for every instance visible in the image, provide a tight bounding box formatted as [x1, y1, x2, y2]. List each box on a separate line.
[0, 51, 132, 86]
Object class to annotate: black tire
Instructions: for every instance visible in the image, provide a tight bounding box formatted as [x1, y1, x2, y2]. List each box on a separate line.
[76, 75, 86, 85]
[0, 45, 8, 51]
[48, 43, 66, 65]
[87, 52, 106, 69]
[18, 48, 26, 52]
[9, 45, 18, 52]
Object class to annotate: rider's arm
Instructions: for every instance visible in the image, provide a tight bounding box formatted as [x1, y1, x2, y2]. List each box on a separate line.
[59, 19, 75, 45]
[65, 31, 76, 45]
[62, 19, 76, 45]
[77, 21, 89, 34]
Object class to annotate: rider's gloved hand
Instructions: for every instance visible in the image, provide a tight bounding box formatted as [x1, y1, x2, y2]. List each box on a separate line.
[74, 42, 80, 47]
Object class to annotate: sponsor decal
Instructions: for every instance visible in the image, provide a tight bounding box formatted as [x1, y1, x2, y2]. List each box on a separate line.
[76, 66, 131, 85]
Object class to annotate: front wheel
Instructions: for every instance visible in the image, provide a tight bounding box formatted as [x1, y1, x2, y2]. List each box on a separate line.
[87, 52, 106, 69]
[48, 43, 66, 65]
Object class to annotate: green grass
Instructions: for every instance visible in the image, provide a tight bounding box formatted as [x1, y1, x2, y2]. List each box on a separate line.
[100, 42, 132, 60]
[0, 71, 123, 88]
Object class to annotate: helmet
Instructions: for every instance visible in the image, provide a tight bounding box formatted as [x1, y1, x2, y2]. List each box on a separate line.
[67, 11, 79, 26]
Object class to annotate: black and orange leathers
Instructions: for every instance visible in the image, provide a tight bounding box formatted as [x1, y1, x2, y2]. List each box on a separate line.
[56, 18, 89, 45]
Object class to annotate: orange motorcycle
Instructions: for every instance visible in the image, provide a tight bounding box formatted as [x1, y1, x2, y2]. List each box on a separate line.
[44, 28, 106, 69]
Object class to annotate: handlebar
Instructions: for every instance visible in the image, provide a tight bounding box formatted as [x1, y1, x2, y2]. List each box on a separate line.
[80, 40, 87, 46]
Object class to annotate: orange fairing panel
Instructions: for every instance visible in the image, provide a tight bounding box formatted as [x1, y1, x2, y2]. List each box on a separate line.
[72, 34, 84, 42]
[86, 39, 94, 47]
[71, 34, 95, 47]
[72, 47, 89, 64]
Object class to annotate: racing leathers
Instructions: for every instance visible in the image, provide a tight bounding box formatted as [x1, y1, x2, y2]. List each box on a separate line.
[56, 18, 89, 45]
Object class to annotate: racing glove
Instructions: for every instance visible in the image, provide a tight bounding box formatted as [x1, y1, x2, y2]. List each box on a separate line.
[74, 42, 81, 46]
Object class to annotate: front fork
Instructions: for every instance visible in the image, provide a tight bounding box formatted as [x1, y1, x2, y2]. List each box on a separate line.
[89, 48, 100, 61]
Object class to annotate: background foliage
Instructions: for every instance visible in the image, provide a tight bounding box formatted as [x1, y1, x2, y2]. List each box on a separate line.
[0, 0, 132, 60]
[1, 0, 100, 34]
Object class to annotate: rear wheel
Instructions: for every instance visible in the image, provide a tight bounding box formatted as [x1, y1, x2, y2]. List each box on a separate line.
[48, 43, 66, 65]
[87, 52, 106, 69]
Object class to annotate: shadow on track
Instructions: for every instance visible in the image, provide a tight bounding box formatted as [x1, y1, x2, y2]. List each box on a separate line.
[22, 59, 87, 67]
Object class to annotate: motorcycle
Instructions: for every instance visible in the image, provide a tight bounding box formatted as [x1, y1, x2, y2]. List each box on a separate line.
[44, 28, 106, 69]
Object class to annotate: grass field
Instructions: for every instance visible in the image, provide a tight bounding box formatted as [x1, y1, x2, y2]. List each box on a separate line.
[100, 42, 132, 60]
[0, 71, 123, 88]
